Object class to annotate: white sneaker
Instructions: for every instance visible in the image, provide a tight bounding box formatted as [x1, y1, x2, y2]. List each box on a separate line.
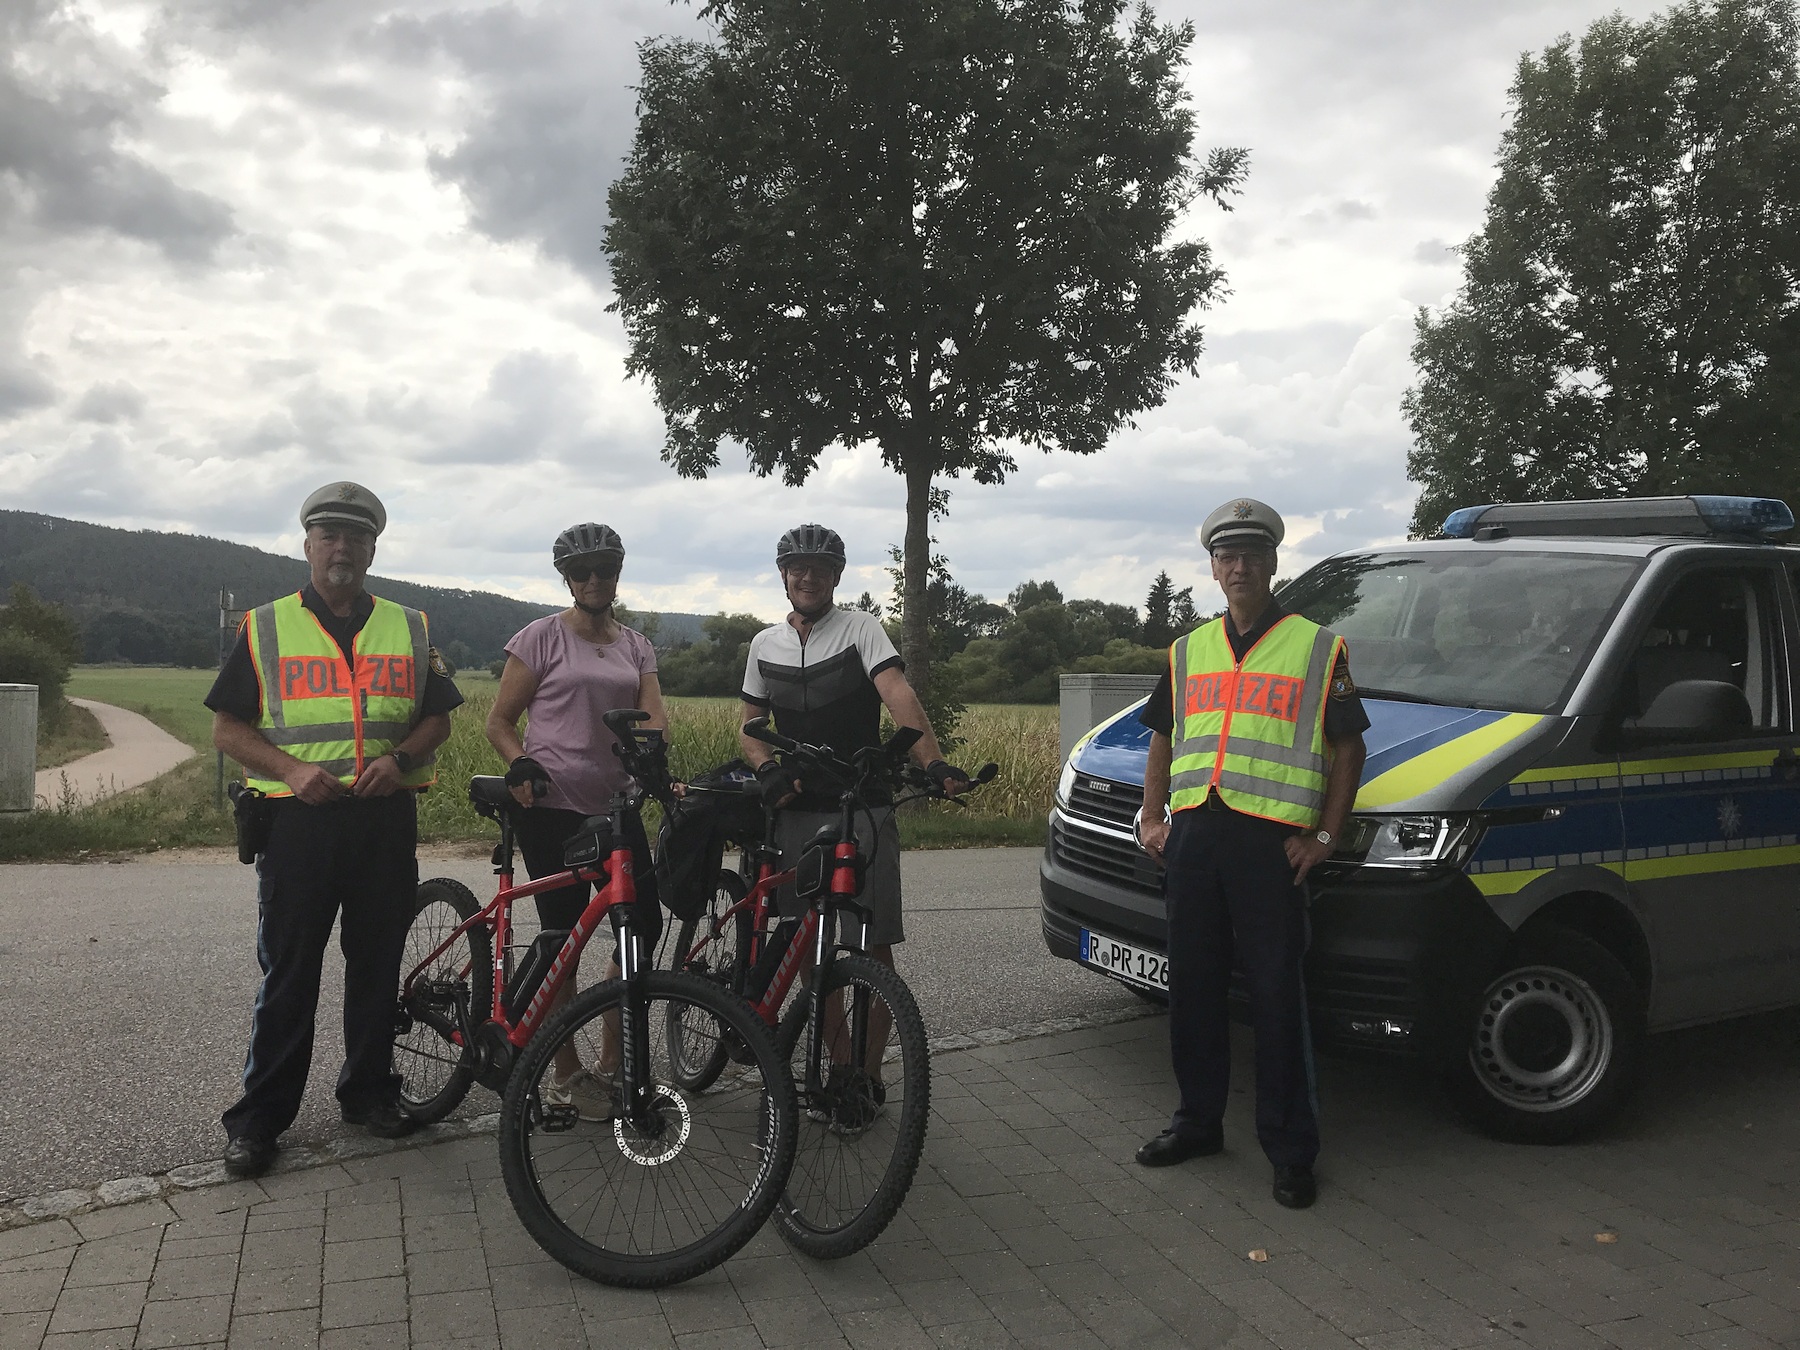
[545, 1067, 616, 1122]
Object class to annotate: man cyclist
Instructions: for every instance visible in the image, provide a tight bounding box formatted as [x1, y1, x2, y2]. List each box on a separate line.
[738, 524, 970, 972]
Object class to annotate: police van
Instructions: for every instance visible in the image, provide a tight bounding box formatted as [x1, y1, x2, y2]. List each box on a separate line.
[1040, 496, 1800, 1141]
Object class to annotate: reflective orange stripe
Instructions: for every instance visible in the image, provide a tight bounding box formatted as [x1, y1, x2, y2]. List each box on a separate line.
[1209, 615, 1302, 791]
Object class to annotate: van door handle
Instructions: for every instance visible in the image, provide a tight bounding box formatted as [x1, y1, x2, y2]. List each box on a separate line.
[1774, 748, 1800, 782]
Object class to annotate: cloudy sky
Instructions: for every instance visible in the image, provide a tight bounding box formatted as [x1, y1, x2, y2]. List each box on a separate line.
[1, 0, 1667, 621]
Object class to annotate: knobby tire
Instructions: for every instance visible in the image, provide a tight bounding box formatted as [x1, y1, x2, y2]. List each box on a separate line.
[666, 869, 752, 1092]
[773, 953, 930, 1260]
[396, 877, 491, 1123]
[498, 970, 797, 1288]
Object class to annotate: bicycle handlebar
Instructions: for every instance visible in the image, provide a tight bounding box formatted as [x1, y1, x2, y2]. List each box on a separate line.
[741, 717, 997, 804]
[604, 707, 675, 803]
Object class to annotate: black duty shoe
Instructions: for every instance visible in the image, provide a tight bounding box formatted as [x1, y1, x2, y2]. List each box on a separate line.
[1273, 1164, 1317, 1209]
[1134, 1128, 1224, 1168]
[223, 1135, 278, 1179]
[340, 1099, 420, 1139]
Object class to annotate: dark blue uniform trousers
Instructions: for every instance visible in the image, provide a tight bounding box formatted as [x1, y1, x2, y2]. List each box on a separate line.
[222, 792, 418, 1142]
[1163, 802, 1320, 1168]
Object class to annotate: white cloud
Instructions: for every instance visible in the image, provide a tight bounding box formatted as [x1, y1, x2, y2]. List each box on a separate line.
[0, 0, 1669, 626]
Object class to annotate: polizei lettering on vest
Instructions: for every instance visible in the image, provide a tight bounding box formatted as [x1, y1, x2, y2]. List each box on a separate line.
[1185, 670, 1304, 723]
[277, 654, 416, 700]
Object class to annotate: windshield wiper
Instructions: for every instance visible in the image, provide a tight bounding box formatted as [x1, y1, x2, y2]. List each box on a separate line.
[1355, 687, 1458, 707]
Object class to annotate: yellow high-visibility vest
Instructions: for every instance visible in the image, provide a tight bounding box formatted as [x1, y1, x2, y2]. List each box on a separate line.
[1168, 613, 1344, 829]
[242, 592, 435, 797]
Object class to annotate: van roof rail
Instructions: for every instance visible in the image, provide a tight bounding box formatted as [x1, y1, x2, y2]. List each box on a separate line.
[1440, 496, 1795, 541]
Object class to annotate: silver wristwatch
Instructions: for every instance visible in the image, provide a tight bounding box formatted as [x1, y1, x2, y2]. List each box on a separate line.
[1314, 829, 1334, 848]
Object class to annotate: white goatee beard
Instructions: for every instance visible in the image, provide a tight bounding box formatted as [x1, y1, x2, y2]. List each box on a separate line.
[326, 564, 356, 587]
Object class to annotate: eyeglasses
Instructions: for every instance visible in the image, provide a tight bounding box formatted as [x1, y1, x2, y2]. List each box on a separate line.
[1211, 548, 1273, 570]
[562, 561, 621, 583]
[783, 562, 837, 581]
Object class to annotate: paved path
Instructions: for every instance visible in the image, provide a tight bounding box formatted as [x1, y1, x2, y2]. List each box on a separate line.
[5, 1013, 1800, 1349]
[0, 849, 1135, 1202]
[34, 700, 194, 809]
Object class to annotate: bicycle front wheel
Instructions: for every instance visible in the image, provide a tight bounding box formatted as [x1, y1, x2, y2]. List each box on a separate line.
[774, 952, 930, 1260]
[499, 970, 797, 1288]
[666, 869, 753, 1092]
[396, 877, 492, 1123]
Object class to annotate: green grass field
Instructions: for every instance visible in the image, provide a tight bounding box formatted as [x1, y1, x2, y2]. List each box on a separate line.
[1, 668, 1059, 860]
[66, 666, 218, 748]
[36, 700, 106, 770]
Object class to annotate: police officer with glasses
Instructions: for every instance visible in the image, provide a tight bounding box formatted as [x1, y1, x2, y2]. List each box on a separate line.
[1134, 499, 1367, 1209]
[207, 482, 462, 1178]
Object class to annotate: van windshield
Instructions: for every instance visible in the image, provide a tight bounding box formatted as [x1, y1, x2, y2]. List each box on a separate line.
[1280, 551, 1642, 713]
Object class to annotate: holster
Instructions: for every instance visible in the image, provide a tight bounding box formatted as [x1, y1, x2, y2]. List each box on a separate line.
[227, 783, 273, 865]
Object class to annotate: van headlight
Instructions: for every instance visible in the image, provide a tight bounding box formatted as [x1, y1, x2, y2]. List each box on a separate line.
[1055, 760, 1077, 809]
[1350, 815, 1481, 870]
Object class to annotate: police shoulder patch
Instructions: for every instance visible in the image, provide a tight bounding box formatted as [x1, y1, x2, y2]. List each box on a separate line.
[428, 646, 451, 677]
[1330, 654, 1356, 699]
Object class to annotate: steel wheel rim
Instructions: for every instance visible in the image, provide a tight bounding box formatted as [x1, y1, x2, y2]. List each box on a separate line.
[1469, 963, 1613, 1112]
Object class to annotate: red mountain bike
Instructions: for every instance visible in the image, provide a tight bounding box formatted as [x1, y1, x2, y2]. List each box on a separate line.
[392, 710, 796, 1288]
[668, 719, 996, 1259]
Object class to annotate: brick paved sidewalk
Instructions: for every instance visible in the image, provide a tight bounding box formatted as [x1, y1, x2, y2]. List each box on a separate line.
[5, 1014, 1800, 1350]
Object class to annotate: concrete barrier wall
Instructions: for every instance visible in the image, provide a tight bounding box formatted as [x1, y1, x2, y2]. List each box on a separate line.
[1057, 673, 1159, 763]
[0, 683, 39, 814]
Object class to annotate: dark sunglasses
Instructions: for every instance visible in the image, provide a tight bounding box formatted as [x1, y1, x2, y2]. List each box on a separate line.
[561, 560, 621, 583]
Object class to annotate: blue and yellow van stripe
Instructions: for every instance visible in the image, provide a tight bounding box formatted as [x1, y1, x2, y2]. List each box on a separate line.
[1465, 745, 1796, 895]
[1354, 713, 1544, 811]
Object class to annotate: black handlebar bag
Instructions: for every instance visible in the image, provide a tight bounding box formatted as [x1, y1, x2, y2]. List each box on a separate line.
[654, 761, 762, 923]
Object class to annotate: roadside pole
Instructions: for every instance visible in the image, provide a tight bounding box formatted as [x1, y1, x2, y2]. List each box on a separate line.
[215, 588, 244, 808]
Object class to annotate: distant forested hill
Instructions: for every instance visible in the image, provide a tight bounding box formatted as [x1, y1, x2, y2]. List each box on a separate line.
[0, 511, 708, 667]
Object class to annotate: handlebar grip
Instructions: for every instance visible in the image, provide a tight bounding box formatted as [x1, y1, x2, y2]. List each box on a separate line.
[742, 717, 799, 753]
[975, 762, 999, 785]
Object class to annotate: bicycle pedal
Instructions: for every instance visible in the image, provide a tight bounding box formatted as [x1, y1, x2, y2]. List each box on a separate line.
[540, 1102, 579, 1133]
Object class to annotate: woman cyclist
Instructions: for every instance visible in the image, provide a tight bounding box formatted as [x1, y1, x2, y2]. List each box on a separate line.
[486, 522, 665, 1118]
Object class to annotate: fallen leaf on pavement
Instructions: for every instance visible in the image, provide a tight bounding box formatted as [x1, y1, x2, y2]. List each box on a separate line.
[1595, 1232, 1618, 1244]
[1248, 1249, 1269, 1262]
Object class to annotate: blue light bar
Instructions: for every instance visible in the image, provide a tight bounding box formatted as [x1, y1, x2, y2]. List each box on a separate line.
[1438, 496, 1795, 541]
[1439, 506, 1493, 539]
[1691, 496, 1796, 536]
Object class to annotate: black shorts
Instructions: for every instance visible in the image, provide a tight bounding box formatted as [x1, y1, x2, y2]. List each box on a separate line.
[512, 806, 663, 962]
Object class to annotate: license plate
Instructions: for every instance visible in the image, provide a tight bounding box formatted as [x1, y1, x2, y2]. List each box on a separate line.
[1080, 929, 1169, 992]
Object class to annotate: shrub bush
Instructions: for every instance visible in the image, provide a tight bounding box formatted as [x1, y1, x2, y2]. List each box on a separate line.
[0, 629, 71, 718]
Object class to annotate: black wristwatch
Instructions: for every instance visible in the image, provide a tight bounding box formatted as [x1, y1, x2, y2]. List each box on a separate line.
[390, 748, 418, 775]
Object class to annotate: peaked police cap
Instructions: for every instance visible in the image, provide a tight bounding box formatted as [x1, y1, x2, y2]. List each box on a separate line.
[300, 481, 387, 537]
[1202, 497, 1283, 552]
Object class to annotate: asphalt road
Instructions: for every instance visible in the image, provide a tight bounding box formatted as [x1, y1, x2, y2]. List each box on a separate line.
[0, 845, 1139, 1202]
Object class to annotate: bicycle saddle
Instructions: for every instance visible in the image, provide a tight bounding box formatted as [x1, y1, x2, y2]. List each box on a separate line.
[469, 776, 510, 808]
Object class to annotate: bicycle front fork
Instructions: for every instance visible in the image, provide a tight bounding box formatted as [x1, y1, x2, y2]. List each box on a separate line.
[614, 907, 655, 1128]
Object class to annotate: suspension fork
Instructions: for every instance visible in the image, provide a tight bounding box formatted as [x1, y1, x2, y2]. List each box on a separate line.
[804, 789, 871, 1098]
[605, 794, 654, 1129]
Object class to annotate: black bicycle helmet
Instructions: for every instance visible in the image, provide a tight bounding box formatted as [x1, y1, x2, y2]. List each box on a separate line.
[553, 522, 624, 570]
[775, 523, 846, 570]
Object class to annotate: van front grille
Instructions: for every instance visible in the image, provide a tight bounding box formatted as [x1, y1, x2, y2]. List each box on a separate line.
[1050, 813, 1163, 897]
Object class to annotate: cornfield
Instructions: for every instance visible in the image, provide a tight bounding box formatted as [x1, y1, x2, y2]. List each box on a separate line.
[416, 693, 1060, 841]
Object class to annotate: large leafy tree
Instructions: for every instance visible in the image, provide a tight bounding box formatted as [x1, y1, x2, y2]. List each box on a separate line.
[1404, 0, 1800, 535]
[606, 0, 1245, 694]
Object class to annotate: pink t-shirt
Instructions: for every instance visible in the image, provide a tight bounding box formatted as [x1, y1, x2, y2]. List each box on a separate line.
[504, 614, 658, 816]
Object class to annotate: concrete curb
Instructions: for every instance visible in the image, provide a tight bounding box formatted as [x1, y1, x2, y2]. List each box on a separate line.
[0, 1002, 1158, 1232]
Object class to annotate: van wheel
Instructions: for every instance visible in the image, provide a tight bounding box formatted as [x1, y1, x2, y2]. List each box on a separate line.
[1448, 924, 1644, 1143]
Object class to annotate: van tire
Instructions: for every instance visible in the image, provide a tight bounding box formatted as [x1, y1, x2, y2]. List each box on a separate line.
[1447, 924, 1645, 1143]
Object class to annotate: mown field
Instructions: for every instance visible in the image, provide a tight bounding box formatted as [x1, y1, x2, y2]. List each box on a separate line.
[1, 667, 1060, 860]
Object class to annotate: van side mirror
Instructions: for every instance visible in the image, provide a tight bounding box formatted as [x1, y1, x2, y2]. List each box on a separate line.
[1623, 678, 1752, 741]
